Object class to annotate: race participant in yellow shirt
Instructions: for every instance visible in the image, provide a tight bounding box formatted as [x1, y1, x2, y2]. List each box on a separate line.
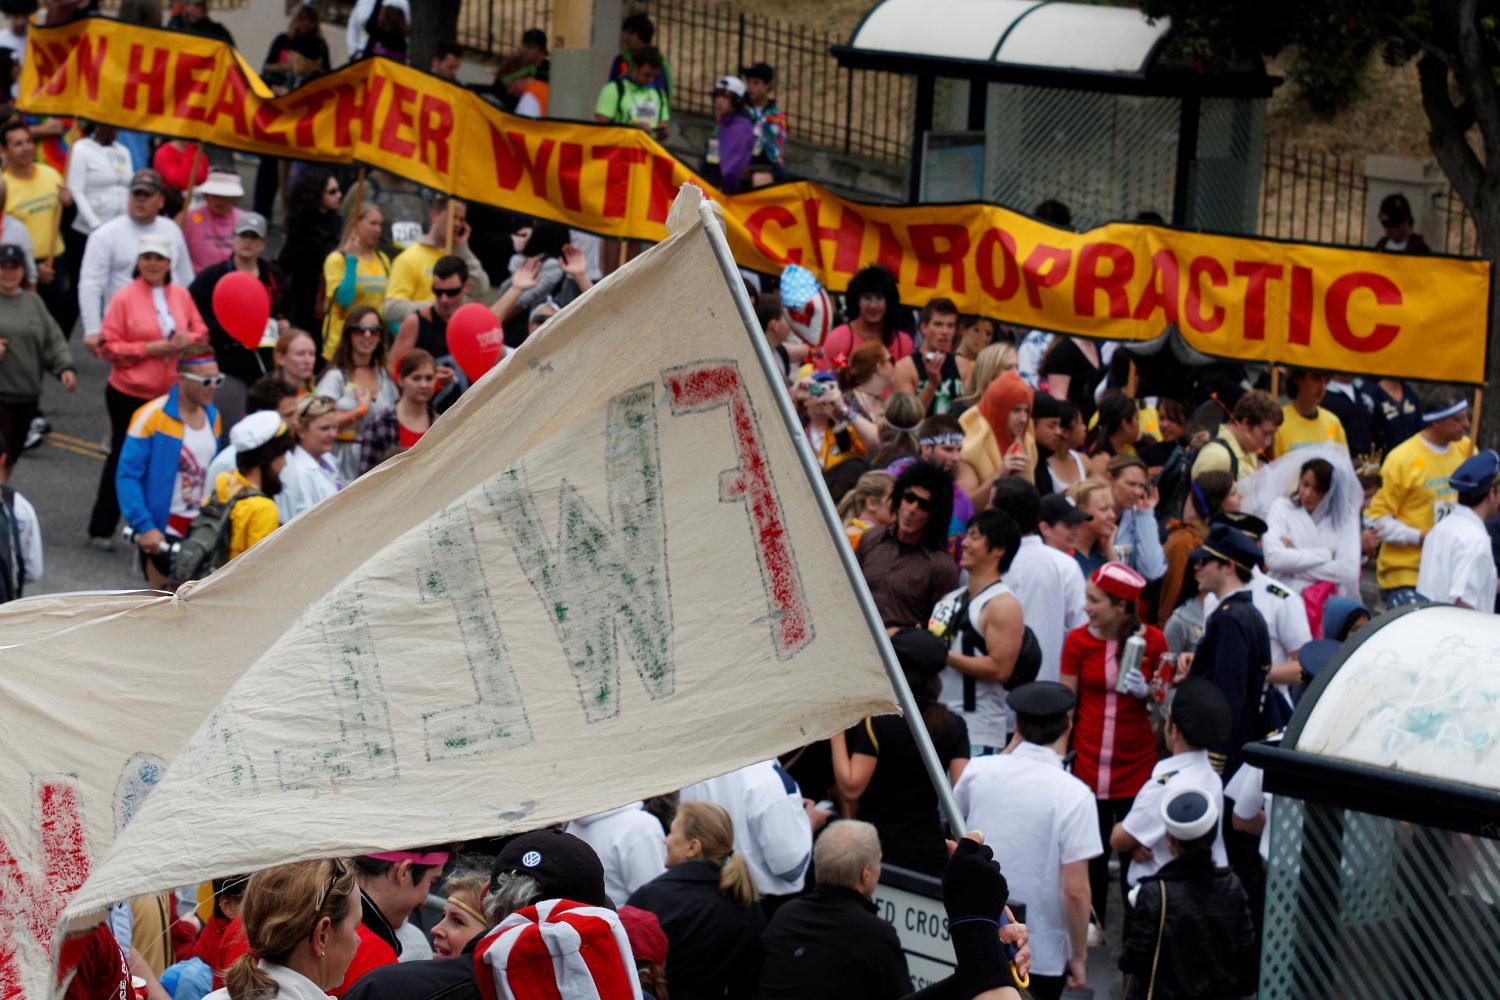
[1274, 368, 1348, 457]
[1365, 389, 1472, 608]
[381, 196, 490, 331]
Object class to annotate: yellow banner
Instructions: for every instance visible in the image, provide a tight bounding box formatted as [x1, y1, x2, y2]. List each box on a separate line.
[21, 17, 1492, 383]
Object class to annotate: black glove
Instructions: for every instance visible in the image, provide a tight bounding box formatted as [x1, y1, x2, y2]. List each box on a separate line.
[941, 838, 1016, 1000]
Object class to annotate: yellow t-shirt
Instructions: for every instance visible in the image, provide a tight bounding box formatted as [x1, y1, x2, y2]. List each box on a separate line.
[386, 242, 444, 305]
[322, 249, 390, 359]
[5, 164, 64, 258]
[215, 469, 280, 560]
[1366, 433, 1471, 589]
[1190, 429, 1257, 480]
[1274, 404, 1347, 457]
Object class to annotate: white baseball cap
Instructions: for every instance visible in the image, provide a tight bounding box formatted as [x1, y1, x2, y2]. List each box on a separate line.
[714, 75, 747, 99]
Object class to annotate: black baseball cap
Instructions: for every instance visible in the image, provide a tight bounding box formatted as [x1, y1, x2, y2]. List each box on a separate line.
[1039, 492, 1091, 526]
[521, 28, 548, 51]
[491, 829, 611, 909]
[0, 244, 24, 266]
[740, 62, 774, 83]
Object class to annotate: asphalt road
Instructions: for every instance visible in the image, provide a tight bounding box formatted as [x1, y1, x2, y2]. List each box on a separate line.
[12, 336, 149, 596]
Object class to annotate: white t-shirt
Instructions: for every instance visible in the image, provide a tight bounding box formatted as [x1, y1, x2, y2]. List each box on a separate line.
[1224, 763, 1271, 862]
[936, 580, 1016, 746]
[1003, 536, 1087, 683]
[169, 418, 218, 525]
[679, 760, 811, 897]
[954, 742, 1101, 976]
[565, 803, 667, 908]
[1120, 749, 1228, 886]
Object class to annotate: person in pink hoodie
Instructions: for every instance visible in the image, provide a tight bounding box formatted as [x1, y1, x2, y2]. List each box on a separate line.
[88, 232, 208, 549]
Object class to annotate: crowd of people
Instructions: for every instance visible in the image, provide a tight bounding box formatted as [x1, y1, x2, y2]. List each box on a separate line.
[4, 4, 1493, 1000]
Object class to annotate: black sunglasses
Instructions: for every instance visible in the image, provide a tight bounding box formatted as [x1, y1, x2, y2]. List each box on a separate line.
[432, 285, 464, 298]
[352, 323, 383, 335]
[901, 492, 933, 512]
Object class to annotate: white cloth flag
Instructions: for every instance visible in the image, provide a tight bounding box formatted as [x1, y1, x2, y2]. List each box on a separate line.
[0, 186, 896, 999]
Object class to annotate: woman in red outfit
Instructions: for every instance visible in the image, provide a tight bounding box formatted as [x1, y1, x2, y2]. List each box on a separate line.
[1060, 561, 1165, 943]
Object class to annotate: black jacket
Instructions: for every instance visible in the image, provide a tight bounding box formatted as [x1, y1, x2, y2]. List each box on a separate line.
[342, 933, 481, 1000]
[188, 257, 289, 384]
[1120, 854, 1256, 1000]
[755, 885, 910, 1000]
[627, 861, 764, 1000]
[1189, 588, 1273, 777]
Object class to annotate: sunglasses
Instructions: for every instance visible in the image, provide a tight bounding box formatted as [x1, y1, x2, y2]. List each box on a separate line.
[901, 492, 933, 512]
[352, 324, 383, 336]
[181, 372, 225, 389]
[432, 285, 465, 299]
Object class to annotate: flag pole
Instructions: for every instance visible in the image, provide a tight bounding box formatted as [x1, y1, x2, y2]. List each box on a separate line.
[693, 196, 967, 838]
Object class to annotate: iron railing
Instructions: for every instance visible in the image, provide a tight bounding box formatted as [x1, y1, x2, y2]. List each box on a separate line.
[316, 0, 910, 163]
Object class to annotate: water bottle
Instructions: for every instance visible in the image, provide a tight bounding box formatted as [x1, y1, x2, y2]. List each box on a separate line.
[1115, 632, 1146, 694]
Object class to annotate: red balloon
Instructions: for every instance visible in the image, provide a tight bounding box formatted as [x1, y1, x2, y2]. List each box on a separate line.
[447, 302, 507, 382]
[211, 271, 271, 351]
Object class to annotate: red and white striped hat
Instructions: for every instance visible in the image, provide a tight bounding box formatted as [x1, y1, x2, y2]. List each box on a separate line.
[1090, 561, 1147, 603]
[474, 899, 642, 1000]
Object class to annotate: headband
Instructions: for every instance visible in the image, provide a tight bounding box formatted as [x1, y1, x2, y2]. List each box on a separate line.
[883, 413, 921, 434]
[920, 433, 964, 448]
[1423, 399, 1468, 423]
[366, 850, 451, 866]
[178, 354, 217, 368]
[447, 893, 486, 923]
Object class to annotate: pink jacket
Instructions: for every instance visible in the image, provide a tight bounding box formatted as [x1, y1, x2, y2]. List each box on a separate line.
[98, 278, 209, 398]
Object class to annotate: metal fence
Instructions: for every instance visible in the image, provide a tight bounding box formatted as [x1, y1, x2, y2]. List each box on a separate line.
[318, 0, 910, 163]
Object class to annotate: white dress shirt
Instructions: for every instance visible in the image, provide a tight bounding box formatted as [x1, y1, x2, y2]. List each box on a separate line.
[1418, 504, 1496, 611]
[954, 741, 1101, 977]
[679, 760, 812, 896]
[1003, 535, 1088, 683]
[1120, 749, 1227, 887]
[277, 446, 344, 522]
[565, 802, 668, 908]
[1204, 566, 1312, 665]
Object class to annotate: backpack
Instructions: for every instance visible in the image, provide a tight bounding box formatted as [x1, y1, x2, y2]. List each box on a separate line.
[0, 484, 22, 604]
[170, 485, 264, 586]
[950, 583, 1043, 701]
[1155, 435, 1239, 534]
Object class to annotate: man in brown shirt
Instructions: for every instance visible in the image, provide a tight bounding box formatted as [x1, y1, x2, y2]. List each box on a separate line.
[856, 459, 959, 626]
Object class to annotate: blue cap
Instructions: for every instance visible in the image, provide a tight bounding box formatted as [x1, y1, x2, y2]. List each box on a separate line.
[1449, 449, 1500, 494]
[1188, 523, 1262, 572]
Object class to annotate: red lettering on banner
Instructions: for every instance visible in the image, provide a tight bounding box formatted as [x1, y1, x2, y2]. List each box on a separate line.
[592, 146, 649, 218]
[76, 35, 107, 102]
[872, 221, 904, 278]
[1021, 244, 1071, 310]
[289, 89, 332, 148]
[976, 228, 1020, 301]
[490, 127, 554, 198]
[1132, 250, 1180, 324]
[123, 44, 169, 115]
[1233, 261, 1283, 341]
[1074, 242, 1134, 318]
[908, 224, 971, 292]
[647, 154, 680, 223]
[332, 76, 385, 146]
[172, 52, 214, 122]
[1288, 265, 1314, 346]
[39, 43, 71, 96]
[800, 199, 864, 275]
[417, 96, 453, 174]
[379, 82, 418, 157]
[557, 142, 583, 211]
[250, 103, 289, 147]
[1186, 256, 1228, 333]
[664, 362, 813, 659]
[1326, 272, 1403, 352]
[0, 777, 91, 998]
[205, 69, 250, 137]
[25, 40, 61, 96]
[746, 206, 798, 265]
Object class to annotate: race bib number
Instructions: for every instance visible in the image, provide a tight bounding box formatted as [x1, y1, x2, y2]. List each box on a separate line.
[390, 220, 424, 248]
[257, 317, 278, 349]
[1434, 500, 1457, 524]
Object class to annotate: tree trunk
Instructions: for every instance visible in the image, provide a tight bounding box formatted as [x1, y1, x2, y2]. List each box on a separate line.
[1479, 208, 1500, 449]
[409, 0, 463, 73]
